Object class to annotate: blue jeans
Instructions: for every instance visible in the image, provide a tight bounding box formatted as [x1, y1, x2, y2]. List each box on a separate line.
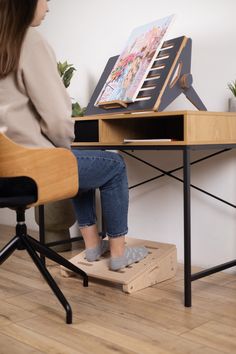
[71, 149, 129, 237]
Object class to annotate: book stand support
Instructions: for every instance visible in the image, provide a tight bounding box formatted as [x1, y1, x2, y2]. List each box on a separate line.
[85, 36, 207, 115]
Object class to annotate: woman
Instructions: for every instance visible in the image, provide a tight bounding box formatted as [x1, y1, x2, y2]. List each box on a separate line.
[0, 0, 148, 270]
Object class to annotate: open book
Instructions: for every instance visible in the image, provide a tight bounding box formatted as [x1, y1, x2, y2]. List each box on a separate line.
[95, 14, 175, 106]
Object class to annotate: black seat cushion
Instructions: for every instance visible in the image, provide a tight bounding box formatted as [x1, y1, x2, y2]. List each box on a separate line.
[0, 177, 38, 207]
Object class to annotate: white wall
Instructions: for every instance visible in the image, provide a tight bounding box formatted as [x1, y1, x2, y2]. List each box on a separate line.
[39, 0, 236, 112]
[1, 0, 236, 270]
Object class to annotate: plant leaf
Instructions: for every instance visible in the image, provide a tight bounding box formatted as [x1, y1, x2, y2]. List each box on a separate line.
[62, 67, 76, 88]
[228, 80, 236, 97]
[72, 102, 85, 117]
[57, 61, 74, 78]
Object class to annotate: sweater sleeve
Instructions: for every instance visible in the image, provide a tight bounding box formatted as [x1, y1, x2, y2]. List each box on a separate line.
[19, 30, 75, 149]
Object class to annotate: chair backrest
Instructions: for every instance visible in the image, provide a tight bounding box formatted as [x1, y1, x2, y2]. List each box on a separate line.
[0, 132, 78, 206]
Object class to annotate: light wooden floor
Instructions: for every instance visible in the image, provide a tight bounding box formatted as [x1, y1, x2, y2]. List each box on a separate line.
[1, 224, 236, 354]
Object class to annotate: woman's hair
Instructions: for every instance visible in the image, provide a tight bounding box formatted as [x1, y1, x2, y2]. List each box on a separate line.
[0, 0, 38, 78]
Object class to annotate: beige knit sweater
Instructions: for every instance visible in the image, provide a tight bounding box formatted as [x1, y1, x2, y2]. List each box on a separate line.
[0, 27, 74, 149]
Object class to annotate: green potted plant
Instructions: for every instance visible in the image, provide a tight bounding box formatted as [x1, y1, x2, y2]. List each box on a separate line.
[57, 61, 86, 116]
[228, 80, 236, 112]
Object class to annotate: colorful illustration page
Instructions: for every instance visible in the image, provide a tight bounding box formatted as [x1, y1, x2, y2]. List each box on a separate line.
[96, 14, 175, 105]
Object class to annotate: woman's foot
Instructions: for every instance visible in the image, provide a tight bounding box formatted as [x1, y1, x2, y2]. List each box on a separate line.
[109, 246, 148, 271]
[85, 239, 109, 261]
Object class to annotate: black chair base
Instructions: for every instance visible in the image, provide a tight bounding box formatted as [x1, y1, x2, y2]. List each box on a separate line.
[0, 208, 88, 324]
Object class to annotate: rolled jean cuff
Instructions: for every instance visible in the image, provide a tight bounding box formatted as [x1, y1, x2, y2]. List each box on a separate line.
[106, 228, 128, 238]
[79, 222, 96, 229]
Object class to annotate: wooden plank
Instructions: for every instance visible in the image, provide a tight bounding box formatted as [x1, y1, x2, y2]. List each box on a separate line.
[0, 324, 82, 354]
[181, 320, 236, 354]
[123, 247, 177, 293]
[61, 237, 177, 293]
[0, 333, 44, 354]
[0, 301, 37, 328]
[73, 110, 236, 121]
[185, 112, 236, 143]
[73, 111, 236, 146]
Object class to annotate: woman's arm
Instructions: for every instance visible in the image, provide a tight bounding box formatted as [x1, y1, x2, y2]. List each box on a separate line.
[19, 29, 75, 149]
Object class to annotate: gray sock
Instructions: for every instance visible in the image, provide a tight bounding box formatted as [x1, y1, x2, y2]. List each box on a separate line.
[109, 246, 148, 271]
[85, 239, 109, 262]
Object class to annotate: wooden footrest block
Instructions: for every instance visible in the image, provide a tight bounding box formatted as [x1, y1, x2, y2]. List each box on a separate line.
[61, 237, 177, 293]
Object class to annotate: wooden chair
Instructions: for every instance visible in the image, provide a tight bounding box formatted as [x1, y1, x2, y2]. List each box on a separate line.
[0, 130, 88, 324]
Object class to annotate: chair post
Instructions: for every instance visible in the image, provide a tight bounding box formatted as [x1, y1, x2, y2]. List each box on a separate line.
[16, 207, 26, 223]
[15, 208, 28, 250]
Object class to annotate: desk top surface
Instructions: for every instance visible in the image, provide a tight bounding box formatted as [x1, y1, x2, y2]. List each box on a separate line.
[73, 110, 236, 121]
[72, 110, 236, 147]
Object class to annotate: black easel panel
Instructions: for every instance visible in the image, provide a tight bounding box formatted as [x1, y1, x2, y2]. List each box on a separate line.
[85, 36, 187, 115]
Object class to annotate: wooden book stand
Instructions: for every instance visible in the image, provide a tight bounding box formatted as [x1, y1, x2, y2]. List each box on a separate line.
[85, 36, 207, 115]
[61, 237, 177, 293]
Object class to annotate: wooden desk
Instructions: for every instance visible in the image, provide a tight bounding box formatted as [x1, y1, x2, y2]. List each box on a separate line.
[72, 110, 236, 306]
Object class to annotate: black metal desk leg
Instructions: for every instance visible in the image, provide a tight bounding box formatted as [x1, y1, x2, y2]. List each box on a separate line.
[183, 148, 192, 307]
[39, 205, 46, 265]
